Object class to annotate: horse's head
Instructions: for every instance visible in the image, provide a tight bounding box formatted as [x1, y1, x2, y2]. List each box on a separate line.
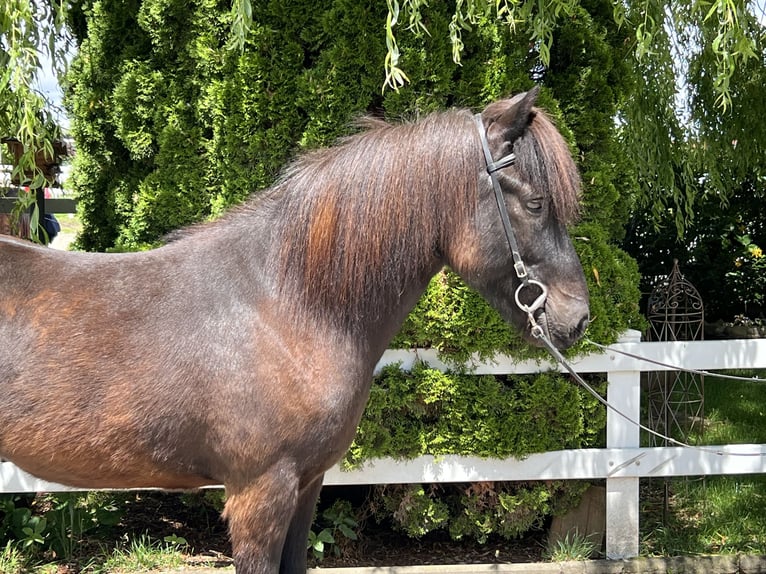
[447, 89, 590, 350]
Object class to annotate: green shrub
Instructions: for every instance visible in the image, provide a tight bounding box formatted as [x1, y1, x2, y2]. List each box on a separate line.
[375, 485, 450, 538]
[373, 481, 589, 543]
[346, 363, 607, 468]
[308, 499, 360, 561]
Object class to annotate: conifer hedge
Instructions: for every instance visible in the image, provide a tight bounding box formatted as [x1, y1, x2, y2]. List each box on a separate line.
[65, 0, 644, 541]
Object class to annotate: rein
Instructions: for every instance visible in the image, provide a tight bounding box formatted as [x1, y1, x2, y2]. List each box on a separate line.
[473, 112, 765, 459]
[549, 336, 766, 458]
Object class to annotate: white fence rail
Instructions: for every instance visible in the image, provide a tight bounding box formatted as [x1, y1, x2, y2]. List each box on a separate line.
[3, 331, 766, 560]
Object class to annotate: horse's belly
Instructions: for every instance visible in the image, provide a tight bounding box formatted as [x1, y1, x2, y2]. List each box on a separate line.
[2, 443, 216, 490]
[0, 402, 217, 490]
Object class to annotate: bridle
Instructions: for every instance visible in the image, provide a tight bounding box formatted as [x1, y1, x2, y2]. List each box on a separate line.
[473, 113, 548, 340]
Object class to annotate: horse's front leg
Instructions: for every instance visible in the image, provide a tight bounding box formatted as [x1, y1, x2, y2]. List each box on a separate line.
[279, 474, 324, 574]
[224, 463, 299, 574]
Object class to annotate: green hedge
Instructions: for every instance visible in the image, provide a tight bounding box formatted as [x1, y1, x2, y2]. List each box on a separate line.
[64, 0, 644, 543]
[348, 363, 607, 468]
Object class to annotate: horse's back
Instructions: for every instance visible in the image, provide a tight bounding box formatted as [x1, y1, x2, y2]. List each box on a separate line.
[0, 234, 56, 284]
[0, 237, 225, 487]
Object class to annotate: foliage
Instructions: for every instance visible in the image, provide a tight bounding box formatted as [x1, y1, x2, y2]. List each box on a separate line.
[346, 363, 607, 469]
[307, 528, 335, 562]
[380, 0, 581, 92]
[45, 493, 123, 561]
[623, 176, 766, 321]
[0, 493, 123, 562]
[374, 484, 450, 538]
[338, 362, 606, 540]
[575, 224, 645, 339]
[377, 0, 760, 108]
[0, 496, 47, 550]
[623, 2, 765, 236]
[373, 481, 589, 543]
[391, 269, 520, 364]
[307, 500, 360, 561]
[725, 235, 766, 317]
[0, 0, 69, 184]
[0, 0, 71, 243]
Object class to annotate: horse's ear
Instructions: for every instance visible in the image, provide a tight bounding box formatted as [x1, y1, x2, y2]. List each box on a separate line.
[492, 86, 539, 144]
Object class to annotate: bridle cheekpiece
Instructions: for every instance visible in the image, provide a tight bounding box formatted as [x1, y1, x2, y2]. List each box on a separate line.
[473, 113, 548, 338]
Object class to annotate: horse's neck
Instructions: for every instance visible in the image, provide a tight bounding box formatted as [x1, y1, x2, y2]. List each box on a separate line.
[259, 183, 444, 347]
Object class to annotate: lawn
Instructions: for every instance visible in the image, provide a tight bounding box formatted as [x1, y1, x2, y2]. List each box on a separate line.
[49, 213, 81, 251]
[641, 371, 766, 556]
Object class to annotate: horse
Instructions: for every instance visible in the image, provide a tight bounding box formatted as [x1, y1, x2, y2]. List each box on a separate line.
[0, 88, 589, 574]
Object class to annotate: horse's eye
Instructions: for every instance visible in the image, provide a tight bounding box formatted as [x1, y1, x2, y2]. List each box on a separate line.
[526, 198, 544, 213]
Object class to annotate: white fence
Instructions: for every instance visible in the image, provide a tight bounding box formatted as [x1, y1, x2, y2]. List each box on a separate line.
[3, 331, 766, 559]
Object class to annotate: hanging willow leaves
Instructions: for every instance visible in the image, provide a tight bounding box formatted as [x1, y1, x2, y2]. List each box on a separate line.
[0, 0, 70, 241]
[621, 0, 765, 235]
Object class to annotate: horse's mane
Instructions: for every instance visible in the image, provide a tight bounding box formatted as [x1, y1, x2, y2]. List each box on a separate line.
[268, 109, 481, 324]
[184, 101, 580, 329]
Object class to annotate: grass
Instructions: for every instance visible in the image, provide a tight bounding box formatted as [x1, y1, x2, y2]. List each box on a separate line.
[704, 371, 766, 444]
[0, 531, 187, 574]
[89, 535, 186, 573]
[53, 213, 82, 236]
[0, 541, 26, 574]
[643, 476, 766, 556]
[544, 530, 597, 561]
[641, 371, 766, 556]
[49, 213, 82, 250]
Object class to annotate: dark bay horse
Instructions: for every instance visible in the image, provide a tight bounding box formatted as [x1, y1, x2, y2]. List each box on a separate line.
[0, 89, 589, 573]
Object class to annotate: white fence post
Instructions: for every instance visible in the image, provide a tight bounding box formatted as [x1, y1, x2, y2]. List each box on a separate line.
[605, 330, 642, 559]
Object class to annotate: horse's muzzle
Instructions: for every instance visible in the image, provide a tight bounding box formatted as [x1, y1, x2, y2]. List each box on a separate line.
[535, 308, 589, 351]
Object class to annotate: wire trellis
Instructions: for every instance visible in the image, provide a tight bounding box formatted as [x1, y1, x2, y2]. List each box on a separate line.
[644, 259, 705, 518]
[645, 259, 705, 447]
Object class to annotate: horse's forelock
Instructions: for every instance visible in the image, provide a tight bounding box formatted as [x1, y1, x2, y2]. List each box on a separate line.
[482, 97, 581, 225]
[517, 109, 582, 225]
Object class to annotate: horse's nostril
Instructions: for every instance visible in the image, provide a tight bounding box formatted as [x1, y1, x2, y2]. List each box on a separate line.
[575, 314, 589, 336]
